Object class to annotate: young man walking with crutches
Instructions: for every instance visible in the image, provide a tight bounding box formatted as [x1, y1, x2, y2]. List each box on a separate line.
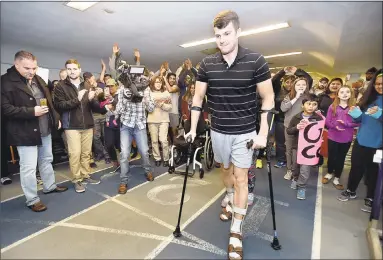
[185, 10, 275, 260]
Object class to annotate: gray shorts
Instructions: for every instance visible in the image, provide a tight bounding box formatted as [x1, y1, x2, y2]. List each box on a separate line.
[211, 130, 256, 169]
[169, 113, 180, 128]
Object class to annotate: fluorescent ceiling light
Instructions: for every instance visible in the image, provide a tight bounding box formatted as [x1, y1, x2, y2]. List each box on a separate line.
[64, 1, 99, 11]
[264, 52, 302, 59]
[180, 22, 289, 48]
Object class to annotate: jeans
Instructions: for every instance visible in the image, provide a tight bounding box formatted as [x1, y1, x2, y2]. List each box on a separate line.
[275, 121, 286, 162]
[93, 117, 109, 158]
[120, 124, 152, 184]
[17, 134, 57, 206]
[104, 126, 120, 161]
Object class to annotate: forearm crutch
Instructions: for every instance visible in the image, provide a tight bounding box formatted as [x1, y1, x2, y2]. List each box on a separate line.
[247, 109, 282, 250]
[173, 136, 193, 238]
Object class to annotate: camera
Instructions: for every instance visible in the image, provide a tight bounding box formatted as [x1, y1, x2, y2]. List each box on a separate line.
[116, 53, 149, 103]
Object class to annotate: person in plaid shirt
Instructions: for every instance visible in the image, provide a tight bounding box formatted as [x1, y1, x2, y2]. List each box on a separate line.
[115, 81, 155, 194]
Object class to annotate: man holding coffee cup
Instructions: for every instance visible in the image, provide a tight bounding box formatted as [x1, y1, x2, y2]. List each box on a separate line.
[1, 50, 68, 212]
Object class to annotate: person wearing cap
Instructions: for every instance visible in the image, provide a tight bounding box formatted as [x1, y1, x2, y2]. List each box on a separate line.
[53, 59, 109, 193]
[356, 67, 378, 102]
[83, 71, 111, 164]
[103, 78, 121, 168]
[312, 77, 329, 96]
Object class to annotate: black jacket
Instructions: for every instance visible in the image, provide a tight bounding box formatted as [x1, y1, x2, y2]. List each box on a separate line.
[1, 66, 59, 146]
[318, 93, 333, 116]
[53, 79, 106, 130]
[272, 69, 313, 122]
[286, 112, 323, 149]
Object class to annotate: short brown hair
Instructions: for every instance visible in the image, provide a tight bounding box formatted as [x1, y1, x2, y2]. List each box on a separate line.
[150, 76, 166, 92]
[213, 10, 240, 30]
[14, 51, 36, 61]
[65, 59, 81, 68]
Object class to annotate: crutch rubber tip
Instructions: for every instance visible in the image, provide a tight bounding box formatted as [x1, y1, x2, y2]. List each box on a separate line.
[271, 237, 282, 250]
[173, 227, 182, 238]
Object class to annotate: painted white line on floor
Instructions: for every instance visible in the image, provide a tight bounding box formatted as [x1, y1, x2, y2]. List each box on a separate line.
[254, 194, 289, 207]
[255, 231, 273, 242]
[311, 167, 323, 259]
[59, 222, 225, 256]
[1, 168, 171, 253]
[111, 198, 175, 230]
[1, 166, 113, 204]
[0, 218, 55, 226]
[181, 231, 227, 256]
[145, 187, 226, 260]
[0, 199, 110, 254]
[59, 222, 169, 240]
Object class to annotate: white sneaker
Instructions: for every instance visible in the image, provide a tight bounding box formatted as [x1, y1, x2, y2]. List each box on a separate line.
[284, 170, 292, 180]
[324, 173, 333, 180]
[290, 179, 297, 190]
[248, 193, 254, 206]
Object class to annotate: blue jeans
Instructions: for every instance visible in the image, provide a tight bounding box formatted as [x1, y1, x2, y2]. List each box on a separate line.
[17, 134, 57, 206]
[120, 124, 152, 184]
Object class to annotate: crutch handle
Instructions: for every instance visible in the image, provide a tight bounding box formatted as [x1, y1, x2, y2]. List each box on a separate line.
[246, 140, 254, 149]
[186, 135, 193, 143]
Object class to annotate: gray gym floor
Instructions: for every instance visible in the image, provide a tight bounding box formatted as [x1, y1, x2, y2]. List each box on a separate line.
[0, 158, 376, 259]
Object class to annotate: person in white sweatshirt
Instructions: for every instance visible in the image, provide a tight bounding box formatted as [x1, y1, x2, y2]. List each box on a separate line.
[147, 76, 172, 167]
[280, 77, 310, 181]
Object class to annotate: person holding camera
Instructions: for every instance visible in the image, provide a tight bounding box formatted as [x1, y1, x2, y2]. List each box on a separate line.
[53, 59, 108, 193]
[115, 65, 156, 195]
[1, 51, 68, 212]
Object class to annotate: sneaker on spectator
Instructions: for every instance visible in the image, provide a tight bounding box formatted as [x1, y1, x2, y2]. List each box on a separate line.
[290, 179, 297, 190]
[256, 159, 263, 169]
[105, 158, 111, 164]
[284, 170, 292, 180]
[274, 161, 287, 168]
[90, 162, 97, 168]
[338, 189, 357, 202]
[248, 193, 254, 206]
[1, 177, 12, 185]
[361, 198, 373, 213]
[82, 177, 101, 185]
[74, 182, 85, 193]
[297, 188, 306, 200]
[36, 175, 43, 185]
[94, 154, 103, 162]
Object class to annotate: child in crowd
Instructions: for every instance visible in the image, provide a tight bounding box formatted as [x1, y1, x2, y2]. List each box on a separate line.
[338, 70, 383, 213]
[323, 85, 358, 189]
[286, 94, 323, 200]
[147, 76, 172, 167]
[281, 77, 310, 181]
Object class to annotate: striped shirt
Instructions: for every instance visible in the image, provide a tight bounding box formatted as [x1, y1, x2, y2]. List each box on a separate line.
[197, 45, 271, 135]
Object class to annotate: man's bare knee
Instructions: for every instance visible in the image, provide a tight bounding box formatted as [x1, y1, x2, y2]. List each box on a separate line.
[233, 167, 248, 188]
[221, 163, 234, 175]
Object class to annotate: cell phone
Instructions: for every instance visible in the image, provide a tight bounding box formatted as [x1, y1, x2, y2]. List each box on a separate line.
[104, 87, 110, 96]
[40, 98, 47, 106]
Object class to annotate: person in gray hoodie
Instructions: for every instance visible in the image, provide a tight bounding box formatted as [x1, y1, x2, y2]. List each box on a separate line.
[280, 77, 310, 180]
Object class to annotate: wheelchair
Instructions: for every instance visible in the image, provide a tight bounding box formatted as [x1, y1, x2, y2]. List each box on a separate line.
[168, 116, 214, 179]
